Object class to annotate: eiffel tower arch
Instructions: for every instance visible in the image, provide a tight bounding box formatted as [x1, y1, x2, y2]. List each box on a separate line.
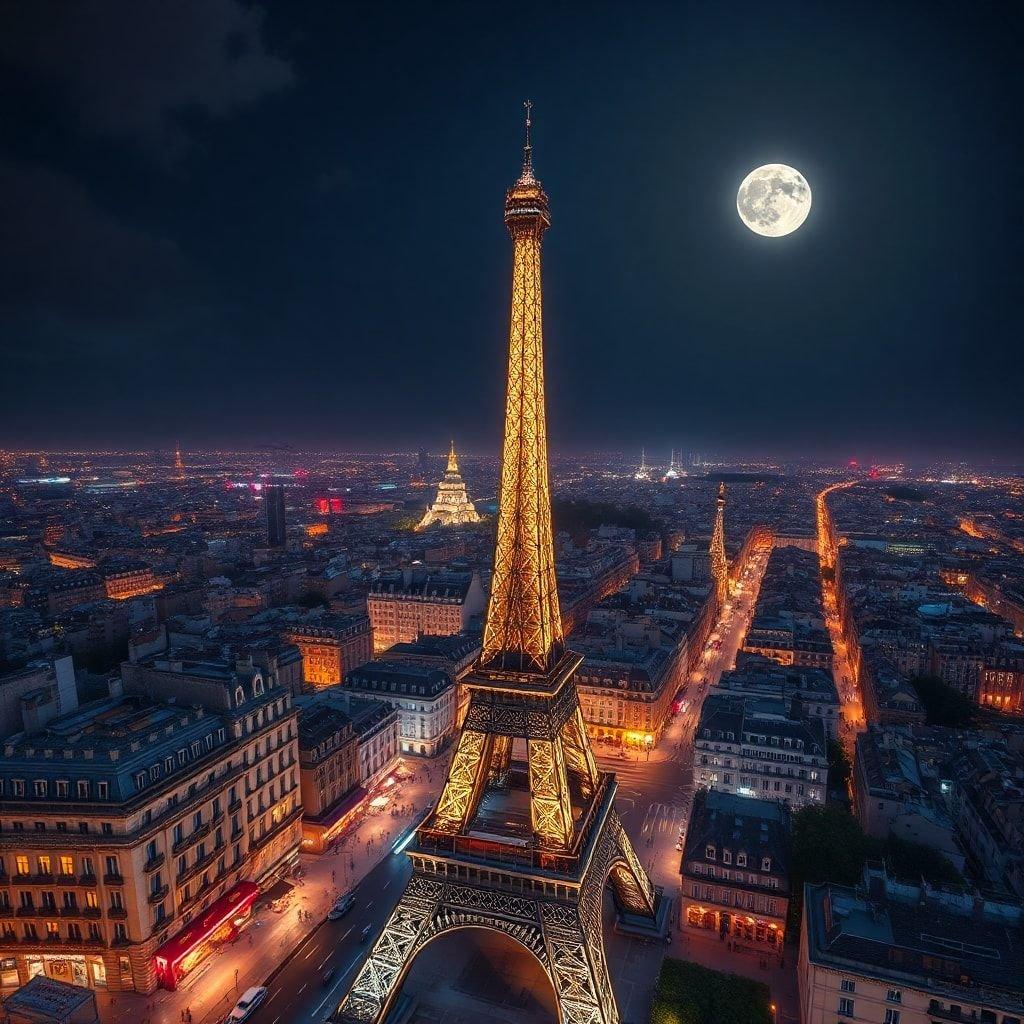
[333, 105, 667, 1024]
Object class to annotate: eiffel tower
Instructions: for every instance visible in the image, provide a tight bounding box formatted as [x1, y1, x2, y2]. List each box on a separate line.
[710, 482, 729, 605]
[333, 105, 666, 1024]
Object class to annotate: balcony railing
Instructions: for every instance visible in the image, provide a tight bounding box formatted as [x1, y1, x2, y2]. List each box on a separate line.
[147, 885, 169, 906]
[144, 853, 165, 873]
[103, 873, 124, 885]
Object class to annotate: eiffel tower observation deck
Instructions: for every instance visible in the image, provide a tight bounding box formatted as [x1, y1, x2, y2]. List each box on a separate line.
[333, 105, 668, 1024]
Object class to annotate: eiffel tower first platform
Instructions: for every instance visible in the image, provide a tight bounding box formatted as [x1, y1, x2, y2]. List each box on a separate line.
[332, 106, 669, 1024]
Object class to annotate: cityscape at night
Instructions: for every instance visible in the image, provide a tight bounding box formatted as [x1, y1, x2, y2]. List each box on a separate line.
[0, 4, 1021, 1024]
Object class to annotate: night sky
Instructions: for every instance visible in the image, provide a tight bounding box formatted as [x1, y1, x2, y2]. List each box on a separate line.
[0, 1, 1019, 460]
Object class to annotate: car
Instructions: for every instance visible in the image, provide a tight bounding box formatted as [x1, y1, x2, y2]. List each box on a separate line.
[327, 892, 356, 920]
[225, 987, 267, 1023]
[360, 925, 373, 943]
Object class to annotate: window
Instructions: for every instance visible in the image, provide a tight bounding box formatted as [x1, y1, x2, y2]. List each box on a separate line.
[840, 979, 855, 993]
[886, 990, 902, 1004]
[37, 856, 51, 875]
[56, 780, 69, 797]
[105, 856, 119, 878]
[12, 780, 24, 797]
[883, 1010, 901, 1024]
[722, 850, 732, 865]
[78, 822, 89, 834]
[85, 891, 98, 909]
[97, 781, 109, 800]
[77, 781, 89, 799]
[15, 856, 29, 876]
[838, 997, 854, 1017]
[761, 856, 772, 872]
[34, 780, 47, 797]
[705, 845, 716, 860]
[736, 852, 747, 867]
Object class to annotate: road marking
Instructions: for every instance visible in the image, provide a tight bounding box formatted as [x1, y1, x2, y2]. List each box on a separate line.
[267, 989, 280, 1005]
[341, 925, 353, 940]
[312, 954, 362, 1016]
[271, 1017, 279, 1024]
[302, 944, 317, 960]
[298, 983, 307, 994]
[382, 879, 392, 890]
[319, 952, 333, 969]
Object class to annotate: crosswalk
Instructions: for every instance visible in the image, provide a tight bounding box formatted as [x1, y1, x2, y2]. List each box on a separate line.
[640, 801, 689, 838]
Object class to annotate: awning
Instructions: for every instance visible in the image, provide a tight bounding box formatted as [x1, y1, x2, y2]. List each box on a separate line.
[306, 785, 367, 831]
[258, 878, 294, 905]
[154, 881, 259, 970]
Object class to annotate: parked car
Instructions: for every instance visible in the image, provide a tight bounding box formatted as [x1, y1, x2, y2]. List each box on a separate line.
[226, 987, 267, 1023]
[328, 892, 356, 920]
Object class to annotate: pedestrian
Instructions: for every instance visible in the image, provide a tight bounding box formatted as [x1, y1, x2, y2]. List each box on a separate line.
[332, 869, 336, 883]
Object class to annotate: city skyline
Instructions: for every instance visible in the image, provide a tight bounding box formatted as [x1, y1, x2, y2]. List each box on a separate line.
[0, 2, 1019, 457]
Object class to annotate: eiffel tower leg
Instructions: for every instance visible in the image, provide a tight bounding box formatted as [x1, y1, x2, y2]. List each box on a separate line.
[540, 900, 619, 1024]
[604, 809, 658, 919]
[334, 877, 443, 1022]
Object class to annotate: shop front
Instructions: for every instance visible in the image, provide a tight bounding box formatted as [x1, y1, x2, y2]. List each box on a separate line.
[300, 785, 367, 854]
[153, 881, 259, 990]
[23, 953, 109, 989]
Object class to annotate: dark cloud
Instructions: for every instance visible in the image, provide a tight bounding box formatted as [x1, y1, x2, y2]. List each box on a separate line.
[0, 0, 292, 155]
[0, 158, 187, 325]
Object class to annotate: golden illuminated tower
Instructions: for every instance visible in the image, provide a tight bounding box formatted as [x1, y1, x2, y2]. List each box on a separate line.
[334, 105, 664, 1024]
[173, 444, 185, 482]
[710, 481, 729, 604]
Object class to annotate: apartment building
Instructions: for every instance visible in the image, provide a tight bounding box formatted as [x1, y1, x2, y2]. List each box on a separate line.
[0, 654, 301, 995]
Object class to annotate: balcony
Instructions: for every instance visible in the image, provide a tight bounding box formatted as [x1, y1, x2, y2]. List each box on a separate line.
[147, 885, 169, 906]
[150, 912, 174, 938]
[103, 873, 124, 885]
[33, 872, 54, 884]
[83, 907, 101, 919]
[144, 852, 165, 873]
[107, 907, 128, 920]
[176, 848, 218, 887]
[56, 872, 77, 884]
[172, 821, 211, 854]
[59, 907, 81, 918]
[16, 907, 37, 918]
[228, 798, 242, 813]
[79, 872, 97, 886]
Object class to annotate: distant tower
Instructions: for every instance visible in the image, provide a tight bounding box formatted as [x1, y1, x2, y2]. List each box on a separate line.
[634, 447, 651, 481]
[335, 103, 663, 1024]
[265, 483, 286, 547]
[173, 444, 185, 481]
[663, 449, 680, 481]
[710, 481, 729, 604]
[416, 441, 481, 529]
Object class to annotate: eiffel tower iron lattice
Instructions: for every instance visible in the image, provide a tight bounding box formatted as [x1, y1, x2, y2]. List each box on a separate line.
[710, 481, 729, 606]
[333, 105, 665, 1024]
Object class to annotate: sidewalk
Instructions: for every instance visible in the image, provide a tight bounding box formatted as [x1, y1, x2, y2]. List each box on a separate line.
[92, 755, 450, 1024]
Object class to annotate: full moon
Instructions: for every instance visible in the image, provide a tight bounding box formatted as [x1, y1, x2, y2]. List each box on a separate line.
[737, 164, 811, 237]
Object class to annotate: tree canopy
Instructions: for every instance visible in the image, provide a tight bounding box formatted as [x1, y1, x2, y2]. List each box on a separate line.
[651, 958, 772, 1024]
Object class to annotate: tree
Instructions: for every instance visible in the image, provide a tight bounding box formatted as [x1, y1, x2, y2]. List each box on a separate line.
[827, 738, 852, 794]
[651, 958, 772, 1024]
[788, 805, 870, 933]
[911, 674, 975, 727]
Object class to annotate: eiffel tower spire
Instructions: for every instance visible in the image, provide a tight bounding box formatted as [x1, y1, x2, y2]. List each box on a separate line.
[480, 101, 562, 675]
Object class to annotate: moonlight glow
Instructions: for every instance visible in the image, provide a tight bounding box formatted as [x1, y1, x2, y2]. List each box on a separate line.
[737, 164, 812, 237]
